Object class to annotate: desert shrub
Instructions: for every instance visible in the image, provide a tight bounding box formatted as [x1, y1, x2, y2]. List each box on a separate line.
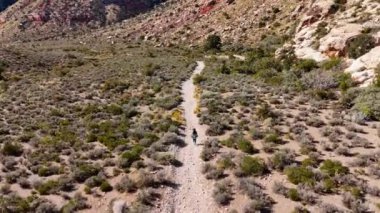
[256, 103, 274, 120]
[0, 184, 11, 194]
[347, 34, 375, 59]
[37, 165, 61, 177]
[154, 153, 178, 166]
[120, 145, 144, 168]
[342, 192, 369, 212]
[136, 189, 159, 205]
[18, 178, 31, 189]
[294, 59, 318, 73]
[288, 188, 301, 201]
[212, 180, 233, 205]
[338, 73, 355, 92]
[305, 117, 325, 127]
[193, 74, 206, 84]
[35, 201, 59, 213]
[314, 22, 329, 39]
[216, 154, 235, 170]
[115, 176, 137, 193]
[285, 166, 315, 185]
[0, 195, 31, 212]
[143, 63, 160, 76]
[269, 149, 296, 171]
[264, 133, 281, 144]
[236, 137, 257, 154]
[239, 178, 273, 209]
[61, 193, 89, 212]
[36, 180, 60, 195]
[204, 35, 222, 51]
[2, 142, 23, 156]
[216, 63, 231, 74]
[201, 139, 220, 161]
[272, 181, 288, 195]
[321, 58, 341, 70]
[319, 203, 345, 213]
[100, 181, 113, 192]
[320, 160, 349, 177]
[159, 133, 184, 146]
[250, 128, 264, 139]
[301, 157, 319, 168]
[292, 206, 310, 213]
[85, 176, 103, 188]
[202, 163, 224, 180]
[72, 163, 101, 183]
[352, 87, 380, 120]
[156, 95, 182, 110]
[240, 156, 267, 176]
[297, 186, 318, 204]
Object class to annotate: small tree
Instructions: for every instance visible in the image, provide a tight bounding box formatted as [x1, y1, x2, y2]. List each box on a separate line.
[204, 35, 222, 51]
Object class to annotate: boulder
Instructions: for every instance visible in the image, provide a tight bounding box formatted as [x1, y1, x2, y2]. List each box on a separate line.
[319, 23, 363, 56]
[345, 46, 380, 86]
[112, 200, 127, 213]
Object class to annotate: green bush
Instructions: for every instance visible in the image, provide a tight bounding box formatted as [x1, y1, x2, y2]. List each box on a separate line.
[73, 164, 101, 183]
[0, 195, 30, 212]
[338, 73, 354, 92]
[2, 142, 23, 156]
[321, 58, 341, 70]
[216, 63, 231, 74]
[193, 74, 206, 84]
[204, 35, 222, 51]
[288, 188, 301, 201]
[314, 22, 329, 39]
[100, 181, 113, 192]
[352, 87, 380, 120]
[323, 178, 336, 193]
[237, 139, 257, 154]
[347, 34, 375, 59]
[285, 166, 315, 185]
[120, 145, 144, 168]
[240, 156, 267, 176]
[320, 160, 349, 177]
[264, 133, 281, 144]
[294, 59, 318, 73]
[36, 180, 60, 195]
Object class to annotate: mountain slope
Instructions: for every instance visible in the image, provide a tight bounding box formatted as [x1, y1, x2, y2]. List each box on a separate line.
[0, 0, 165, 41]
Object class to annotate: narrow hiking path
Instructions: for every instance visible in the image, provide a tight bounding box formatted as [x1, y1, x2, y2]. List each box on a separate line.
[156, 61, 217, 213]
[172, 61, 217, 213]
[156, 61, 216, 213]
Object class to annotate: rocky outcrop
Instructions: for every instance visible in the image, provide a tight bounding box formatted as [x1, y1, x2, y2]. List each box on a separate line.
[345, 46, 380, 87]
[293, 0, 380, 86]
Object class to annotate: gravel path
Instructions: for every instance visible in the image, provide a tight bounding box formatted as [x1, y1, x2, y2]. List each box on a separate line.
[173, 61, 217, 213]
[158, 61, 217, 213]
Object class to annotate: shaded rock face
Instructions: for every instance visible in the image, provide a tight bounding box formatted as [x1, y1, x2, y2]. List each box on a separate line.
[0, 0, 16, 12]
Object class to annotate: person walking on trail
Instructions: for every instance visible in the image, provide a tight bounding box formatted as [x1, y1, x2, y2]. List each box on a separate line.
[192, 128, 198, 144]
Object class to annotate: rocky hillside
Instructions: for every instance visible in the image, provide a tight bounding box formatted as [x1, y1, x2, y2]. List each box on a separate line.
[290, 0, 380, 87]
[0, 0, 379, 85]
[0, 0, 164, 41]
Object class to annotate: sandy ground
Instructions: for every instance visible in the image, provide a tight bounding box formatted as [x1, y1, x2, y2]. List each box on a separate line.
[159, 61, 218, 213]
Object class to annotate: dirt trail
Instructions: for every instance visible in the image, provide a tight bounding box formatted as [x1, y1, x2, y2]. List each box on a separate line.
[164, 61, 217, 213]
